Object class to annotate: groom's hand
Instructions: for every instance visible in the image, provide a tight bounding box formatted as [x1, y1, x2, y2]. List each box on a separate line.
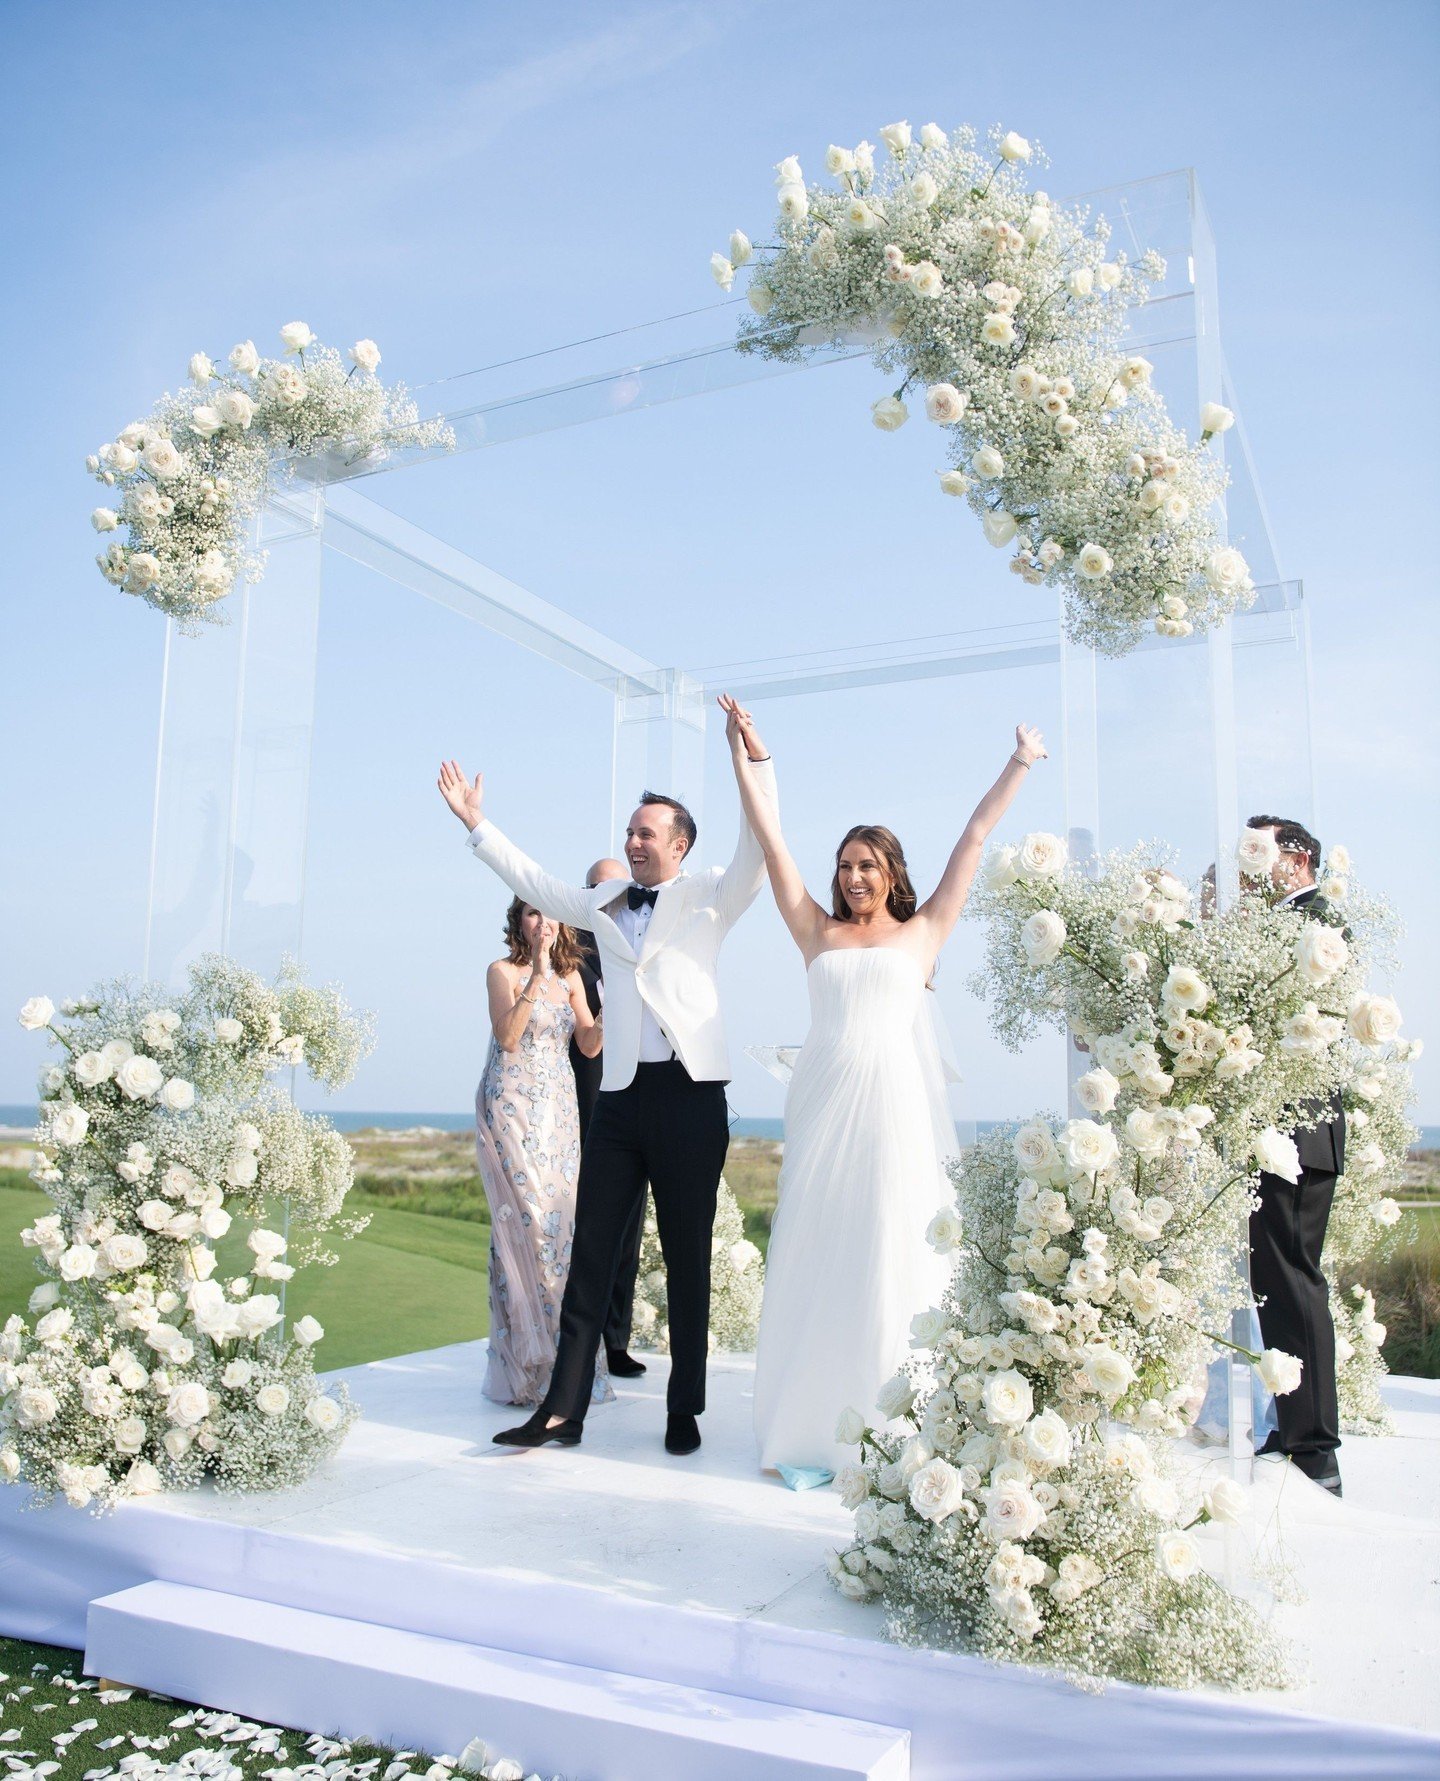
[438, 759, 485, 829]
[718, 693, 768, 762]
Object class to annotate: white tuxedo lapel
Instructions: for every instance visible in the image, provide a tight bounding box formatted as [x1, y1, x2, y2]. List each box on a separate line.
[638, 876, 687, 962]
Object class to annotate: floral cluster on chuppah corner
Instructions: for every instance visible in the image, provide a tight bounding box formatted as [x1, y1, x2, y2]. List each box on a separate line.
[823, 828, 1415, 1688]
[711, 122, 1252, 656]
[631, 1179, 764, 1355]
[3, 956, 375, 1511]
[88, 325, 453, 630]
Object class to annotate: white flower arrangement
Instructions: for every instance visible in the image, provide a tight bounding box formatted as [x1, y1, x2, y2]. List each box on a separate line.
[967, 835, 1418, 1437]
[713, 123, 1252, 655]
[87, 325, 453, 631]
[3, 955, 375, 1510]
[828, 1124, 1292, 1688]
[629, 1179, 764, 1354]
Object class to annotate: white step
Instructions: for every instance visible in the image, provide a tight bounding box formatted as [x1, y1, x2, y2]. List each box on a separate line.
[86, 1581, 910, 1781]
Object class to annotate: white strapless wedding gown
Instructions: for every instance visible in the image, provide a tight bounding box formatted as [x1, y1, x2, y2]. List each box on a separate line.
[753, 947, 957, 1474]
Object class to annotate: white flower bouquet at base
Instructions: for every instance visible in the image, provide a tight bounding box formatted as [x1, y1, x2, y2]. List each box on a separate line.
[4, 956, 375, 1510]
[630, 1179, 764, 1354]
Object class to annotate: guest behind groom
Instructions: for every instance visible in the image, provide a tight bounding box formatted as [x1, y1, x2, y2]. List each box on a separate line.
[572, 856, 649, 1380]
[1246, 813, 1346, 1497]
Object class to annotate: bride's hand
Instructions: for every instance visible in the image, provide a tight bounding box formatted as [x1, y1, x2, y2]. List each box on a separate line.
[718, 693, 769, 763]
[1012, 723, 1047, 767]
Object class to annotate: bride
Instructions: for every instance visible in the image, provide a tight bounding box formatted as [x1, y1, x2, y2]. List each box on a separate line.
[719, 695, 1047, 1475]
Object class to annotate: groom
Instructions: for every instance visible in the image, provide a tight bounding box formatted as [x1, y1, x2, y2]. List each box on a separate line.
[438, 712, 774, 1455]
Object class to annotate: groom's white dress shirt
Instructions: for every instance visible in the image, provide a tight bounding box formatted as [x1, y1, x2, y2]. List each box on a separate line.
[466, 758, 777, 1091]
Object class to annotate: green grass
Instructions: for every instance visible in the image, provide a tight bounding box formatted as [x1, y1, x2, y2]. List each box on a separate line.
[0, 1634, 491, 1781]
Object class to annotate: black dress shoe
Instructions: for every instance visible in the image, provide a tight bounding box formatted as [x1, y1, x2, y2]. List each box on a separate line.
[606, 1348, 647, 1378]
[1291, 1450, 1342, 1495]
[665, 1412, 701, 1455]
[492, 1409, 582, 1448]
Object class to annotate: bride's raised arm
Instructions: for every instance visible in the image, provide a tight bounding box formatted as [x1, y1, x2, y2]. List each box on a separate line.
[718, 694, 829, 956]
[916, 723, 1047, 942]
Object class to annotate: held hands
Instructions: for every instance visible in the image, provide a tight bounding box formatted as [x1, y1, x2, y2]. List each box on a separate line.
[1012, 723, 1047, 768]
[438, 759, 484, 829]
[717, 693, 769, 763]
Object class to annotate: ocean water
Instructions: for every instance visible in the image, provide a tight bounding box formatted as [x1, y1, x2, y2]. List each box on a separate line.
[4, 1103, 1438, 1150]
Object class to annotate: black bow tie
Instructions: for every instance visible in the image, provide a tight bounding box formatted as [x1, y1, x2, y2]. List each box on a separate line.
[627, 885, 659, 911]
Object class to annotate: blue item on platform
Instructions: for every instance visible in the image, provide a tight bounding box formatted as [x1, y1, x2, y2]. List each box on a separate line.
[777, 1464, 835, 1492]
[1196, 1307, 1278, 1445]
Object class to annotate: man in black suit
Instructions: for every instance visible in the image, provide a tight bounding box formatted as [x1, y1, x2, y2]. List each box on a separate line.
[573, 857, 648, 1381]
[1245, 815, 1346, 1496]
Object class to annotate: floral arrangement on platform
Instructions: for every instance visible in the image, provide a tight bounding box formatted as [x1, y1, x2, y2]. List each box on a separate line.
[711, 122, 1252, 655]
[3, 956, 375, 1510]
[87, 324, 453, 630]
[825, 828, 1415, 1687]
[969, 825, 1417, 1433]
[631, 1180, 764, 1354]
[830, 1123, 1290, 1688]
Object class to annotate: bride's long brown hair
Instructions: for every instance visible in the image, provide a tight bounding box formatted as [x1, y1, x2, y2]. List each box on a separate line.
[502, 898, 583, 976]
[830, 825, 920, 923]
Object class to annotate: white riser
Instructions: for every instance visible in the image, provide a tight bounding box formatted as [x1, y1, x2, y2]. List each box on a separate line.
[86, 1581, 910, 1781]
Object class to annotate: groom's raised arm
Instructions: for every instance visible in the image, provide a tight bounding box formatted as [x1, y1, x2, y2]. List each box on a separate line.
[715, 754, 778, 928]
[438, 757, 594, 929]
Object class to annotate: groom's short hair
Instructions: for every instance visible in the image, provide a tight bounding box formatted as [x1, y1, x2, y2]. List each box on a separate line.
[639, 791, 697, 857]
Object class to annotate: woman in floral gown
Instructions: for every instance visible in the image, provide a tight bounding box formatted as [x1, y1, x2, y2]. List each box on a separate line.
[476, 898, 612, 1408]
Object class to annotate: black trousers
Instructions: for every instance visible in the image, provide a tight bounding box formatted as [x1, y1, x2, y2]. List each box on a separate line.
[542, 1060, 728, 1421]
[571, 1040, 646, 1355]
[1251, 1167, 1340, 1461]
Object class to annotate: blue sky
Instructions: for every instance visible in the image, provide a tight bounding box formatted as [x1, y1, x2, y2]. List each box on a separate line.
[3, 1, 1437, 1121]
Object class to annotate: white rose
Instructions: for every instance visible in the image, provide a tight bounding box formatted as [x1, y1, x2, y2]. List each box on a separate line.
[971, 444, 1004, 480]
[212, 388, 254, 431]
[729, 230, 752, 266]
[937, 468, 969, 498]
[909, 1456, 966, 1523]
[1203, 1478, 1246, 1525]
[1016, 832, 1067, 879]
[113, 1416, 147, 1456]
[304, 1395, 343, 1433]
[163, 1427, 194, 1460]
[17, 1386, 59, 1427]
[880, 120, 912, 154]
[998, 131, 1031, 161]
[73, 1050, 111, 1087]
[1206, 546, 1251, 594]
[926, 1206, 964, 1253]
[834, 1406, 866, 1445]
[227, 1151, 260, 1187]
[747, 281, 774, 317]
[834, 1463, 869, 1509]
[1121, 951, 1150, 984]
[1020, 910, 1066, 968]
[1236, 826, 1280, 879]
[1060, 1118, 1119, 1177]
[1013, 1121, 1060, 1178]
[200, 1207, 232, 1241]
[280, 321, 315, 353]
[983, 843, 1019, 890]
[1199, 402, 1234, 436]
[101, 1234, 148, 1271]
[1155, 1529, 1200, 1582]
[824, 143, 856, 175]
[925, 383, 967, 425]
[346, 337, 382, 372]
[1077, 542, 1113, 580]
[158, 1078, 195, 1113]
[982, 1368, 1033, 1428]
[51, 1105, 90, 1148]
[190, 405, 222, 439]
[870, 394, 909, 432]
[983, 1477, 1044, 1541]
[165, 1381, 212, 1429]
[247, 1228, 287, 1260]
[18, 996, 54, 1030]
[1257, 1348, 1303, 1395]
[875, 1372, 917, 1419]
[1066, 267, 1095, 298]
[910, 171, 939, 207]
[1125, 1108, 1169, 1161]
[237, 1294, 283, 1337]
[1161, 965, 1212, 1013]
[1290, 923, 1348, 988]
[221, 1359, 253, 1389]
[709, 252, 734, 291]
[1253, 1126, 1301, 1183]
[1079, 1343, 1135, 1401]
[91, 506, 120, 532]
[1348, 992, 1402, 1048]
[101, 441, 138, 474]
[115, 1054, 164, 1100]
[59, 1242, 97, 1280]
[981, 313, 1016, 347]
[292, 1314, 325, 1347]
[909, 258, 943, 298]
[141, 437, 185, 480]
[1022, 1408, 1071, 1470]
[126, 1459, 164, 1495]
[1118, 355, 1154, 390]
[1075, 1067, 1120, 1115]
[910, 1307, 947, 1350]
[35, 1307, 73, 1341]
[776, 181, 809, 223]
[982, 510, 1017, 547]
[256, 1382, 291, 1416]
[773, 154, 803, 185]
[229, 339, 261, 374]
[1374, 1197, 1401, 1227]
[268, 364, 307, 407]
[919, 122, 947, 151]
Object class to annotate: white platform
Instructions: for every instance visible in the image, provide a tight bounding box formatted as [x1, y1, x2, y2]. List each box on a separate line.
[3, 1344, 1438, 1780]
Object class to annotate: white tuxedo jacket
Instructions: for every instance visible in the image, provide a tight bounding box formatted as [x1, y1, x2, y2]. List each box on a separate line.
[467, 758, 777, 1091]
